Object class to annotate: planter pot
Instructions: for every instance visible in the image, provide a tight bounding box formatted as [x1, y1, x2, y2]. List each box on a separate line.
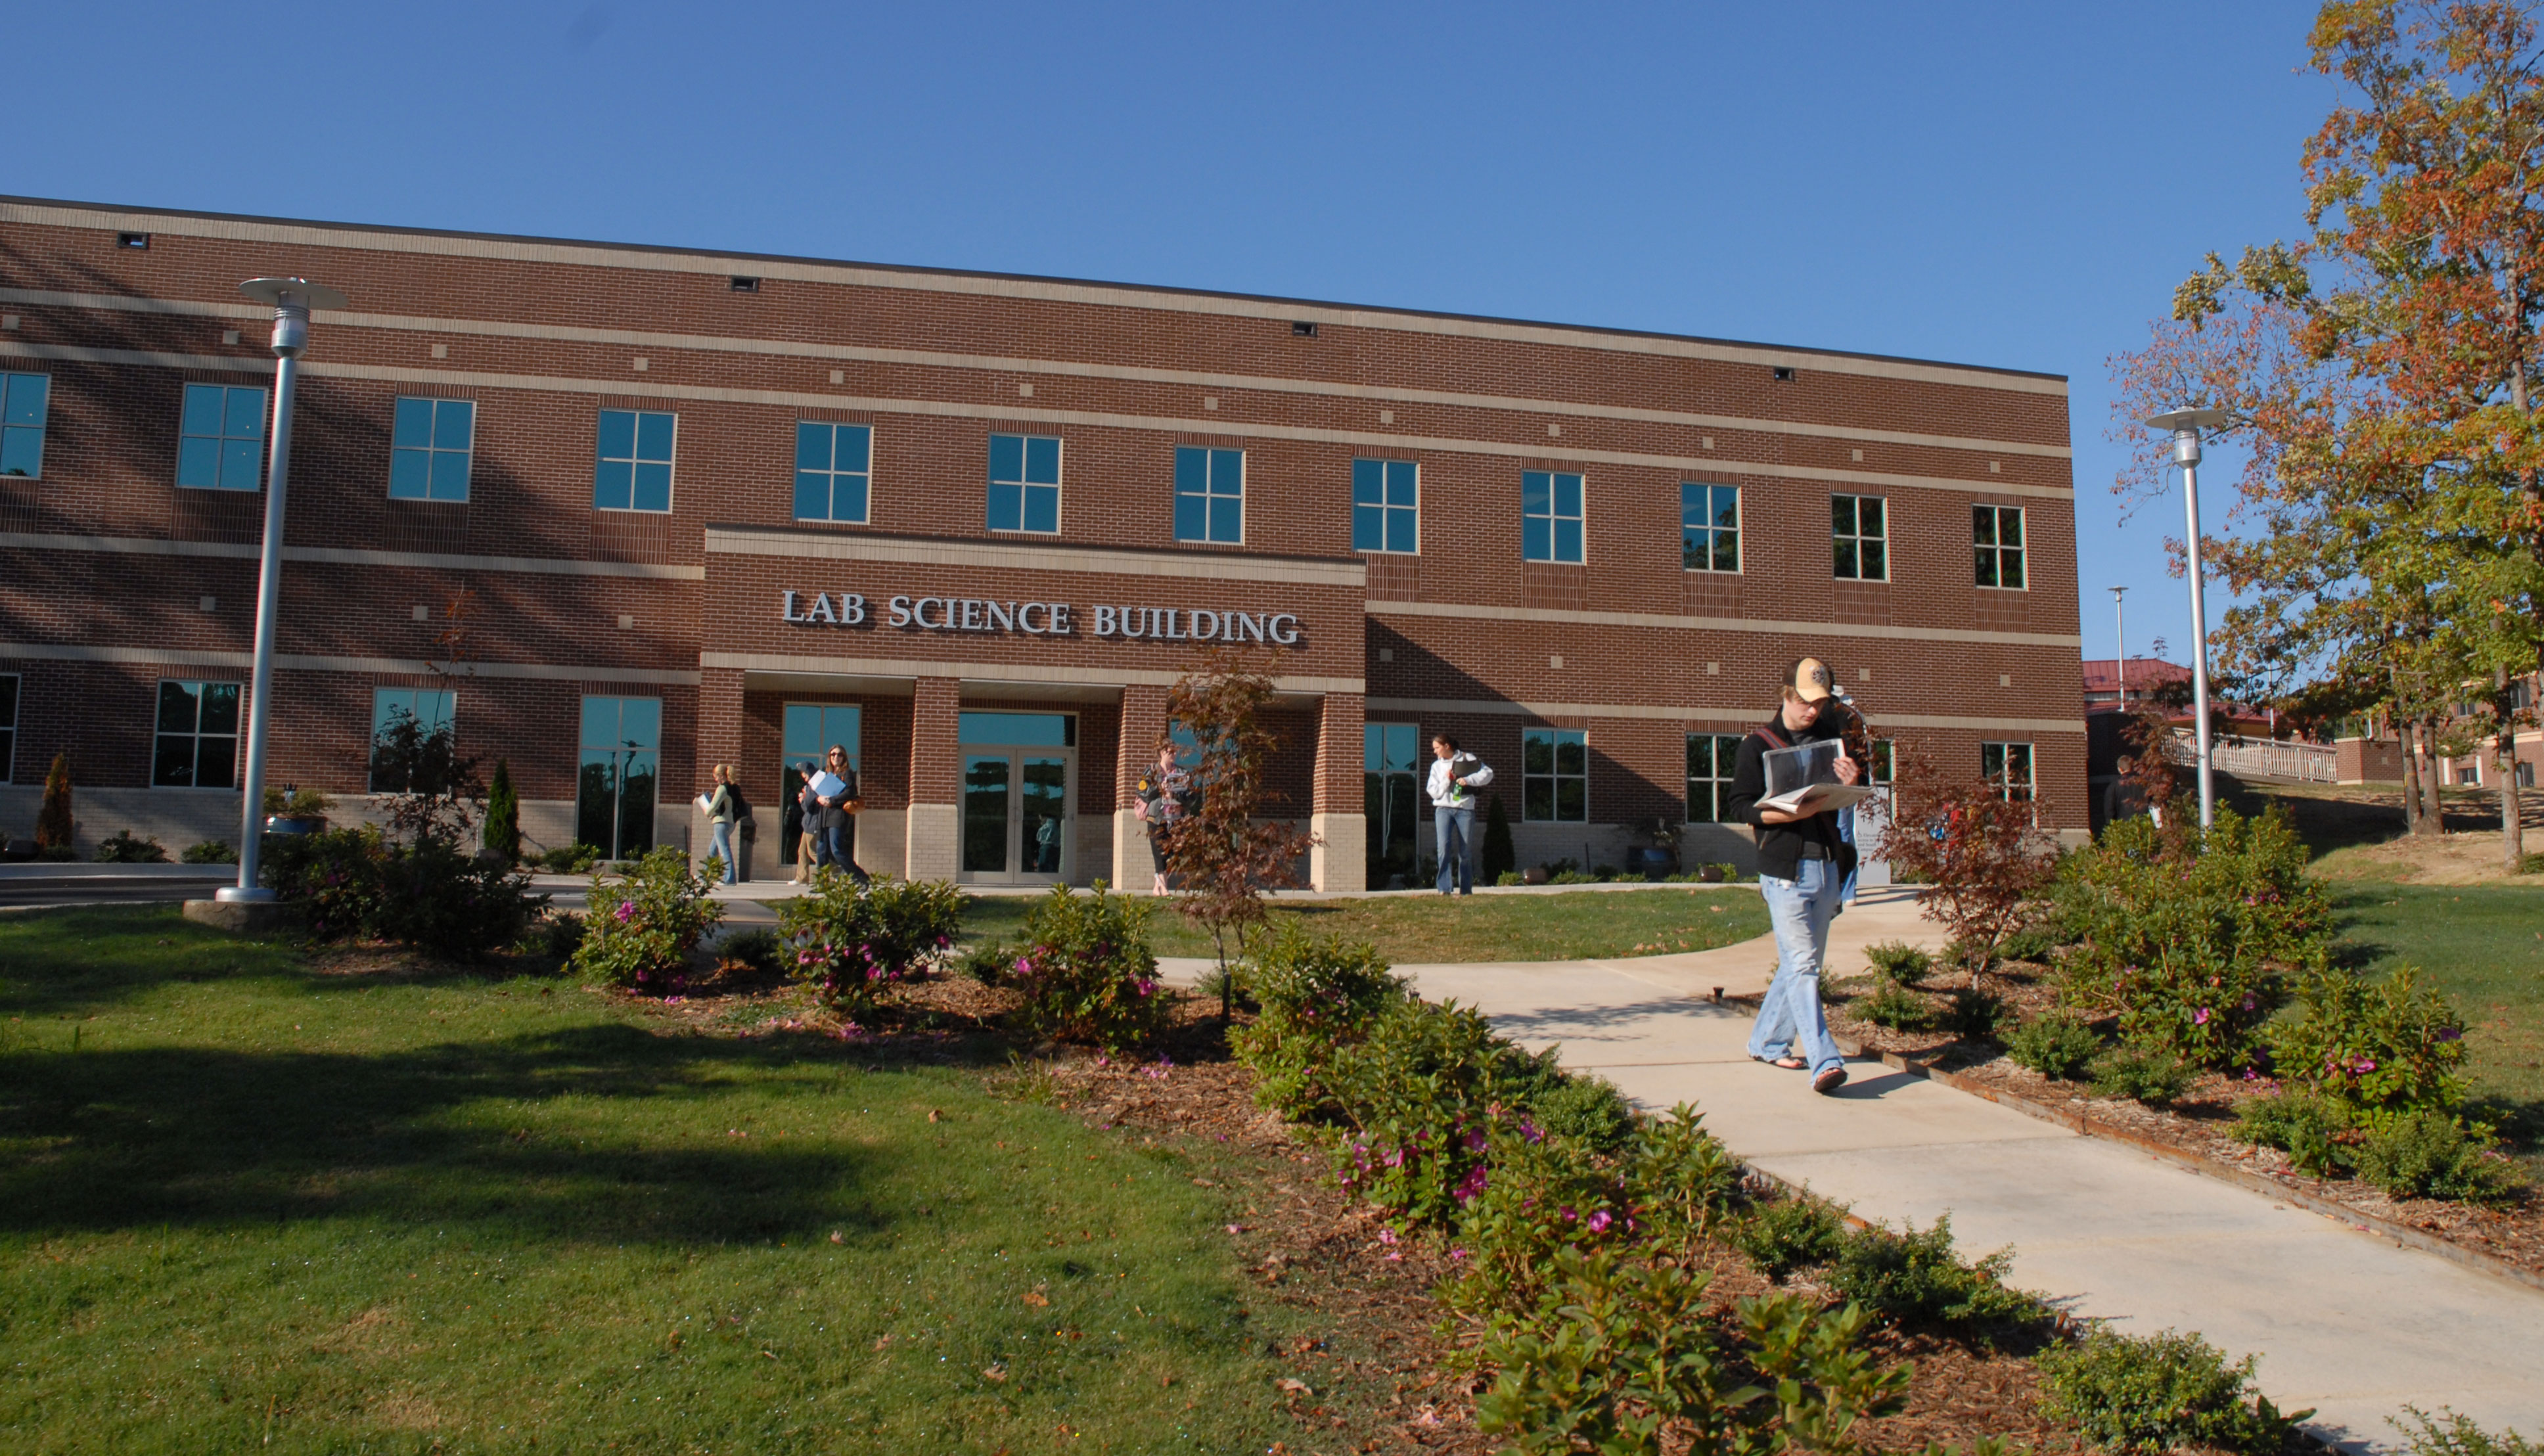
[1697, 865, 1727, 883]
[1522, 865, 1551, 885]
[263, 815, 329, 836]
[1, 838, 34, 862]
[1635, 847, 1675, 880]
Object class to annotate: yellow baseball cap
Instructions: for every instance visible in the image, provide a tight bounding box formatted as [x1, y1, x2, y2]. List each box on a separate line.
[1786, 657, 1836, 702]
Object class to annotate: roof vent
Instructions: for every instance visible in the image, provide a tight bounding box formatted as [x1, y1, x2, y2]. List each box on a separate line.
[729, 275, 761, 292]
[116, 231, 150, 250]
[1291, 321, 1319, 338]
[1772, 366, 1796, 382]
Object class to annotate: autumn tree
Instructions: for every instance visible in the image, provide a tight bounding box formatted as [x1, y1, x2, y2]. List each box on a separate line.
[1162, 647, 1317, 1019]
[1878, 746, 2056, 990]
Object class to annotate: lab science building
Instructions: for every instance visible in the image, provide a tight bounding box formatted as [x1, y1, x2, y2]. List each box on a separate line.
[0, 198, 2087, 890]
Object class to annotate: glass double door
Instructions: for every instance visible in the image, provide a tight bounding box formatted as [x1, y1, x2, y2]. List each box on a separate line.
[962, 749, 1073, 883]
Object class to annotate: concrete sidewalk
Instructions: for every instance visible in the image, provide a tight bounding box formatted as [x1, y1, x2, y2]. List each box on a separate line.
[1349, 887, 2537, 1451]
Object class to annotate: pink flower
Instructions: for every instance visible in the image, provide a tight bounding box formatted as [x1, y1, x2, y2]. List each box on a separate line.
[2194, 1007, 2210, 1026]
[1377, 1228, 1397, 1246]
[1587, 1210, 1612, 1234]
[1449, 1247, 1470, 1261]
[614, 901, 635, 922]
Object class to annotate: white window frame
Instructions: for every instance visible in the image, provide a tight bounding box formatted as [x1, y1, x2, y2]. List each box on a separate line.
[1981, 741, 2035, 803]
[1833, 493, 1888, 581]
[1974, 503, 2027, 591]
[1, 371, 50, 480]
[1352, 458, 1420, 555]
[1681, 482, 1740, 574]
[1523, 727, 1589, 823]
[388, 396, 476, 503]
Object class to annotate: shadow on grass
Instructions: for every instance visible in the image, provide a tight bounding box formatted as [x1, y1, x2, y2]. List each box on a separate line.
[0, 1022, 903, 1246]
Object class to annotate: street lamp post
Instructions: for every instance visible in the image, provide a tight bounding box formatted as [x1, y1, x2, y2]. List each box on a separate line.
[2143, 408, 2230, 832]
[2108, 585, 2127, 710]
[214, 277, 348, 905]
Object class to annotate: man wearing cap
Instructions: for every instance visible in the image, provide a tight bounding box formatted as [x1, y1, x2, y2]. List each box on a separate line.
[1723, 658, 1863, 1095]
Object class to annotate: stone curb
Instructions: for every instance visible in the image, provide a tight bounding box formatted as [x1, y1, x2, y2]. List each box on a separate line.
[1831, 1033, 2544, 1300]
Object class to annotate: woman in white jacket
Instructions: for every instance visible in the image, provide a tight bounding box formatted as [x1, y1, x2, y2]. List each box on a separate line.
[1424, 734, 1493, 895]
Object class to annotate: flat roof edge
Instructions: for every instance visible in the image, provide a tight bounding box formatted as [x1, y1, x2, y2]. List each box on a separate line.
[1, 194, 2068, 386]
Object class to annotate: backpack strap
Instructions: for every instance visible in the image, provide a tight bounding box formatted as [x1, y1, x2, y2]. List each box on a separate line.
[1754, 721, 1792, 751]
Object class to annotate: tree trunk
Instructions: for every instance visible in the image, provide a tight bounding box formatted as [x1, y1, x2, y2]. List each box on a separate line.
[2509, 664, 2532, 870]
[2398, 712, 2424, 834]
[2419, 716, 2449, 836]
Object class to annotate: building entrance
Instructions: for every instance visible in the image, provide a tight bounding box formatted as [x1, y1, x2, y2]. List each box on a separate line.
[957, 711, 1076, 884]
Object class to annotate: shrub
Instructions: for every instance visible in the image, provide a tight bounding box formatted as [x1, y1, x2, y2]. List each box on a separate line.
[1879, 746, 2058, 974]
[2231, 1089, 2353, 1176]
[1323, 996, 1546, 1227]
[1476, 1246, 1909, 1456]
[33, 752, 72, 852]
[1530, 1074, 1637, 1153]
[1237, 928, 1407, 1122]
[94, 829, 167, 864]
[1995, 919, 2060, 965]
[2003, 1012, 2102, 1080]
[1549, 869, 1598, 885]
[1863, 940, 1934, 987]
[2393, 1407, 2544, 1456]
[265, 826, 545, 960]
[536, 842, 603, 873]
[1946, 986, 2010, 1039]
[575, 846, 725, 993]
[2089, 1047, 2194, 1106]
[716, 927, 782, 978]
[179, 838, 239, 865]
[2053, 806, 2323, 1070]
[483, 758, 522, 863]
[955, 939, 1017, 985]
[263, 827, 394, 940]
[1010, 881, 1168, 1051]
[2271, 965, 2472, 1125]
[262, 786, 334, 817]
[1494, 870, 1524, 887]
[2035, 1327, 2311, 1455]
[1449, 1122, 1635, 1311]
[777, 872, 962, 1015]
[1827, 1216, 2044, 1331]
[1620, 1103, 1743, 1247]
[1481, 793, 1516, 884]
[1733, 1195, 1848, 1280]
[519, 912, 585, 964]
[1855, 978, 1942, 1032]
[2353, 1112, 2526, 1207]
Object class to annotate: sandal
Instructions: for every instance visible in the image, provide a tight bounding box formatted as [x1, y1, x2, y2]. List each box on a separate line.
[1754, 1056, 1807, 1070]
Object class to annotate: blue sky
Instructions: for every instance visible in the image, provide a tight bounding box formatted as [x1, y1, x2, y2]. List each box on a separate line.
[12, 1, 2332, 671]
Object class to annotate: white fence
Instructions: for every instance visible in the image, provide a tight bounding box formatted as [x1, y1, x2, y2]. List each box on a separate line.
[2167, 729, 2338, 784]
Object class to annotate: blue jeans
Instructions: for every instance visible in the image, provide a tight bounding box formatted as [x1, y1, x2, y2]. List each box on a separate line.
[815, 822, 869, 885]
[1434, 804, 1477, 894]
[708, 821, 737, 884]
[1746, 857, 1846, 1076]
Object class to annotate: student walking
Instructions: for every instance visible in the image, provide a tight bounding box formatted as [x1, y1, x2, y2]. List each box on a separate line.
[810, 744, 869, 886]
[1725, 658, 1863, 1095]
[1424, 734, 1493, 896]
[1135, 741, 1192, 896]
[702, 763, 740, 885]
[790, 761, 819, 884]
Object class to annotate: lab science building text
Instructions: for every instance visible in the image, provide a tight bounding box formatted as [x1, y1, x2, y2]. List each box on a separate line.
[0, 198, 2087, 890]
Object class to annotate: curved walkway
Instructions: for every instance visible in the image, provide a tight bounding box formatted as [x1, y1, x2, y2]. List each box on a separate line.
[1250, 886, 2541, 1451]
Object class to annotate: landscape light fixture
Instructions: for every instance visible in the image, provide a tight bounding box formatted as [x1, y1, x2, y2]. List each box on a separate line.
[2108, 585, 2127, 710]
[216, 277, 350, 905]
[2141, 407, 2231, 832]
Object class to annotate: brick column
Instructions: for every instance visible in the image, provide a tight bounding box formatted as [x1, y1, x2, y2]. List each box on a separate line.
[694, 666, 746, 879]
[1113, 683, 1170, 894]
[1309, 691, 1365, 893]
[905, 676, 961, 882]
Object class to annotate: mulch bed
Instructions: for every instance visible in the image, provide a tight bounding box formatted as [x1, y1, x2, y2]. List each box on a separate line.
[589, 963, 2100, 1451]
[1827, 961, 2544, 1286]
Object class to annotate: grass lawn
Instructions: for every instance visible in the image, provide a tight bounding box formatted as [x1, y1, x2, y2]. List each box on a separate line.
[0, 907, 1334, 1454]
[957, 886, 1771, 963]
[2329, 882, 2544, 1168]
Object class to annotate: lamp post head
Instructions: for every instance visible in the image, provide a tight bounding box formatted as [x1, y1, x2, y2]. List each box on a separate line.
[2144, 407, 2232, 468]
[238, 277, 349, 359]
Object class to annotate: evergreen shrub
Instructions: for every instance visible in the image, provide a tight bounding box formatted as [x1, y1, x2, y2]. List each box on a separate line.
[776, 871, 961, 1016]
[574, 846, 723, 993]
[1009, 881, 1168, 1051]
[2036, 1327, 2309, 1455]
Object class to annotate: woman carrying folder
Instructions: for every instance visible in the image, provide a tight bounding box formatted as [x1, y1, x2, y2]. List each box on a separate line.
[809, 744, 870, 887]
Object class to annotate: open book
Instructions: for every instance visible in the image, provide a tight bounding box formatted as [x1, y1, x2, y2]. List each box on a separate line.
[1758, 740, 1877, 816]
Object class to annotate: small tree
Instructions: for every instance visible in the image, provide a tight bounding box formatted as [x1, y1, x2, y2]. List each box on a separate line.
[1163, 647, 1317, 1018]
[33, 752, 72, 851]
[369, 710, 484, 847]
[483, 757, 521, 863]
[1482, 792, 1516, 884]
[1878, 746, 2056, 990]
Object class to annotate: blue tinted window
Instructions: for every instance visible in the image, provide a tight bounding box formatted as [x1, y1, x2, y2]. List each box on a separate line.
[959, 711, 1074, 746]
[1522, 470, 1584, 563]
[988, 433, 1061, 534]
[595, 409, 675, 512]
[1351, 458, 1417, 554]
[388, 397, 474, 503]
[175, 384, 267, 491]
[369, 687, 458, 792]
[1173, 445, 1244, 543]
[0, 373, 49, 478]
[1681, 482, 1738, 572]
[793, 421, 873, 523]
[781, 703, 863, 769]
[577, 694, 662, 859]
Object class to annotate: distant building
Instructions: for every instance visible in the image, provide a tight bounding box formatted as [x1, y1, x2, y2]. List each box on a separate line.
[2082, 656, 2191, 716]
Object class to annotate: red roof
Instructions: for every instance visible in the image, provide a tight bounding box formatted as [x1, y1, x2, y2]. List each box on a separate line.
[2082, 658, 2193, 693]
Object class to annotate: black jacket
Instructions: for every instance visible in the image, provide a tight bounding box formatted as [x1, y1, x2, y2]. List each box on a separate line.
[811, 767, 860, 830]
[1722, 712, 1853, 881]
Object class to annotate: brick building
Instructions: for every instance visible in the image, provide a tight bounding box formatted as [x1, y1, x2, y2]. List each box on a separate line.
[0, 196, 2087, 890]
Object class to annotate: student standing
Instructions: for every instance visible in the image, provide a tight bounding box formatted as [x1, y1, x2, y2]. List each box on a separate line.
[1424, 734, 1493, 896]
[1725, 658, 1863, 1095]
[702, 763, 739, 886]
[1135, 741, 1191, 896]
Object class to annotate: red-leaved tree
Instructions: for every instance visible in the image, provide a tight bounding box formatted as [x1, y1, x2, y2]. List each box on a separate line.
[1164, 647, 1317, 1019]
[1878, 746, 2056, 990]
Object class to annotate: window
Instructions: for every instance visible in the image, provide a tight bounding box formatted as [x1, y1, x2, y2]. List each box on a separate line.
[0, 373, 49, 478]
[794, 422, 873, 524]
[368, 687, 457, 792]
[577, 695, 662, 859]
[1869, 739, 1896, 785]
[1974, 505, 2026, 589]
[780, 703, 863, 843]
[1981, 742, 2035, 804]
[1352, 459, 1418, 554]
[389, 397, 475, 502]
[1832, 494, 1887, 580]
[177, 384, 267, 491]
[594, 409, 676, 512]
[2457, 763, 2482, 786]
[1685, 733, 1742, 821]
[1681, 482, 1738, 572]
[0, 673, 16, 783]
[1523, 470, 1584, 563]
[2517, 760, 2535, 790]
[1174, 445, 1244, 543]
[152, 679, 241, 788]
[1365, 723, 1421, 884]
[1523, 728, 1587, 821]
[988, 433, 1061, 534]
